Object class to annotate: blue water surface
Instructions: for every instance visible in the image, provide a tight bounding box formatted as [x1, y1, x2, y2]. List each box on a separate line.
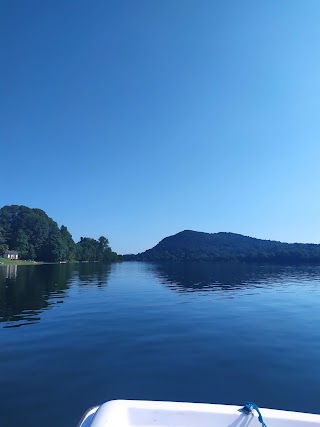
[0, 261, 320, 427]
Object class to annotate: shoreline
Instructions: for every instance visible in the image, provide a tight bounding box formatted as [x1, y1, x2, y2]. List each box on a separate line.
[0, 258, 51, 266]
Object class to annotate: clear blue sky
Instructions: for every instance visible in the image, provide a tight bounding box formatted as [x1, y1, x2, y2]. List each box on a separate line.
[1, 0, 320, 254]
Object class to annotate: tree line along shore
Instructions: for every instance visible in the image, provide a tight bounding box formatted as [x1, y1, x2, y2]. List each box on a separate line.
[0, 205, 120, 263]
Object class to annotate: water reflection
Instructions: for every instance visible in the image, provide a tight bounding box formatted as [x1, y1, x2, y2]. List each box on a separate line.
[77, 262, 111, 289]
[151, 261, 320, 293]
[0, 263, 112, 328]
[6, 264, 17, 280]
[0, 264, 74, 328]
[2, 261, 320, 328]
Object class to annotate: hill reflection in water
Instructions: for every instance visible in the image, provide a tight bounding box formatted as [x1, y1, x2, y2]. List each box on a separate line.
[151, 261, 320, 294]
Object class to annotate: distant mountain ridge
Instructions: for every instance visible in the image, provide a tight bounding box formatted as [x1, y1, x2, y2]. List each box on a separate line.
[124, 230, 320, 262]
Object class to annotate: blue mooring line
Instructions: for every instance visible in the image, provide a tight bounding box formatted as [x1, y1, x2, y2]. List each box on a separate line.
[242, 402, 267, 427]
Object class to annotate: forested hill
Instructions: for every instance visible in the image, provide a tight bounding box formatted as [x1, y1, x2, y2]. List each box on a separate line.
[124, 230, 320, 262]
[0, 205, 119, 263]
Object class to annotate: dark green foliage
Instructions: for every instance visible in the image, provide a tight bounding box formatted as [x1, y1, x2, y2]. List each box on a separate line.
[0, 205, 119, 263]
[41, 232, 66, 262]
[0, 243, 9, 257]
[60, 225, 76, 261]
[0, 225, 9, 256]
[125, 230, 320, 263]
[14, 229, 35, 259]
[0, 205, 75, 261]
[75, 236, 119, 262]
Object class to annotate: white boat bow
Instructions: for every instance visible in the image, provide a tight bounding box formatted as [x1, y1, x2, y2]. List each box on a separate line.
[77, 399, 320, 427]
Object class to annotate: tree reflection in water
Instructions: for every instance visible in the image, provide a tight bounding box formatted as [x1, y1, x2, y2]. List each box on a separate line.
[0, 262, 111, 328]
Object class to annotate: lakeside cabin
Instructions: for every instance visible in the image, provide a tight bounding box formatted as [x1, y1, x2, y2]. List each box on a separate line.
[3, 250, 19, 260]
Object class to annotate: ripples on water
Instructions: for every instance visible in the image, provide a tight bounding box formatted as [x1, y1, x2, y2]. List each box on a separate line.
[0, 261, 320, 427]
[153, 262, 320, 293]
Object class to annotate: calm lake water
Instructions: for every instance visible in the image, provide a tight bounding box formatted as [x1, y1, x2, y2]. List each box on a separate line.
[1, 261, 320, 426]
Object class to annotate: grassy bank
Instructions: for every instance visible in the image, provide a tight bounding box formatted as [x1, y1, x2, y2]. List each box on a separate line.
[0, 258, 44, 266]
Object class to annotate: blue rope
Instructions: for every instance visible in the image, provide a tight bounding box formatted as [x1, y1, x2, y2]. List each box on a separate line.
[243, 402, 267, 427]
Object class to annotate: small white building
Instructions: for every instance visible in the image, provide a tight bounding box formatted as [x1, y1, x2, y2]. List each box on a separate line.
[3, 250, 19, 260]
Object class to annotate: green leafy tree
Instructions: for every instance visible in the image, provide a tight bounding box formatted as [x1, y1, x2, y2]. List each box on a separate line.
[60, 225, 76, 260]
[0, 205, 59, 260]
[0, 244, 9, 257]
[15, 229, 33, 259]
[42, 232, 67, 262]
[0, 205, 119, 263]
[98, 236, 109, 250]
[0, 225, 8, 256]
[75, 237, 98, 261]
[75, 236, 119, 262]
